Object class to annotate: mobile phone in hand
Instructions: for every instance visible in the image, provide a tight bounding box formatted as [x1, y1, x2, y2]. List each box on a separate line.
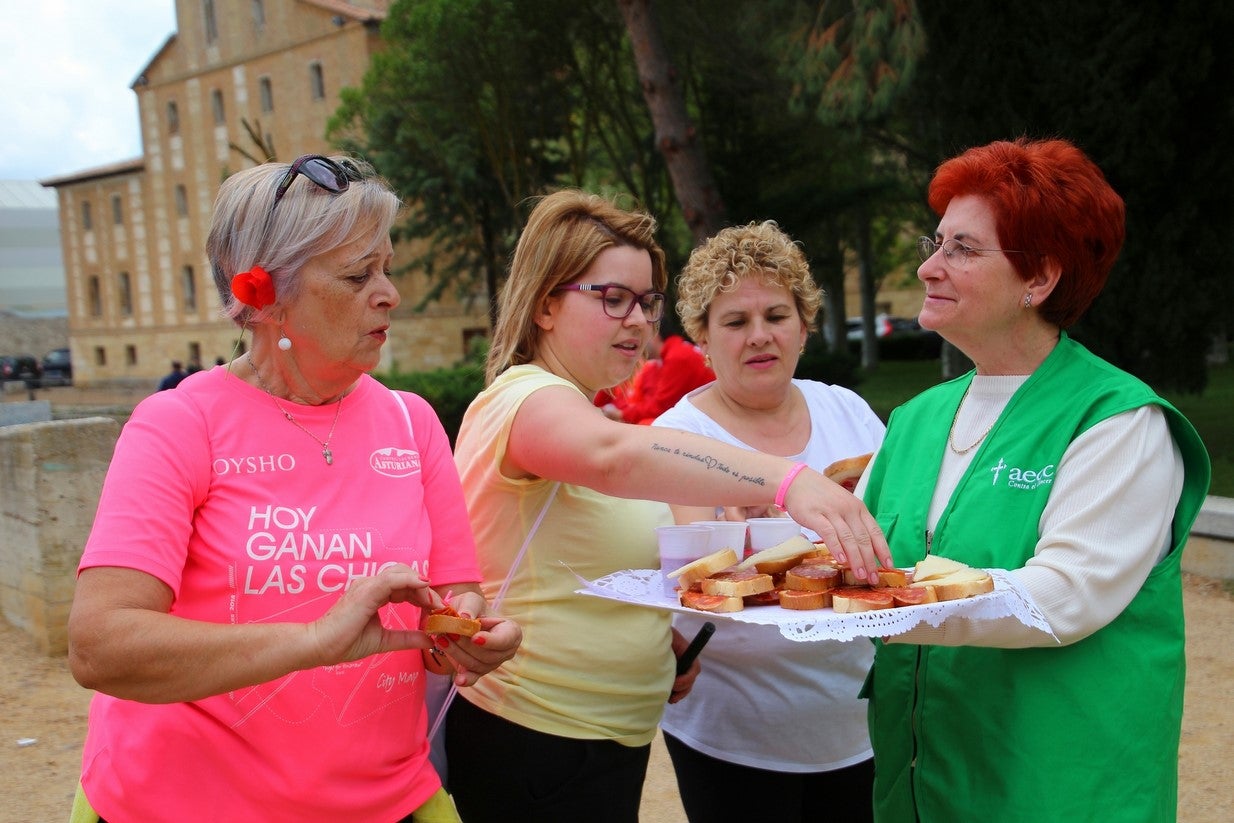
[675, 622, 716, 675]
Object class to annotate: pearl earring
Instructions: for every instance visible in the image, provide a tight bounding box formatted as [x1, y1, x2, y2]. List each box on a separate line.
[278, 331, 292, 351]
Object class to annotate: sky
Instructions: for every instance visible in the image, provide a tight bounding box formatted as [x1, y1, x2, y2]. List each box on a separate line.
[1, 1, 179, 182]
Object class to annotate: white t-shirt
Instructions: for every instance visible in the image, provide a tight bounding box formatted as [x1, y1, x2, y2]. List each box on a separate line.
[653, 379, 885, 772]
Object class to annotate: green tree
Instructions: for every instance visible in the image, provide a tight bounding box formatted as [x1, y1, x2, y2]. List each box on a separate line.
[332, 0, 687, 325]
[902, 0, 1234, 391]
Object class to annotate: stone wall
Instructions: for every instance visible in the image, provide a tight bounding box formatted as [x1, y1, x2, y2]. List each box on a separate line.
[0, 417, 118, 655]
[0, 313, 68, 360]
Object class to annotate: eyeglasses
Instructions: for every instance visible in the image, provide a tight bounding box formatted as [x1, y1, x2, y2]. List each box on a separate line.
[917, 236, 1030, 267]
[272, 155, 363, 210]
[552, 283, 666, 322]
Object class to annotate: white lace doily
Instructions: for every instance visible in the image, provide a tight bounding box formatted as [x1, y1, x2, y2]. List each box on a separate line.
[572, 567, 1053, 643]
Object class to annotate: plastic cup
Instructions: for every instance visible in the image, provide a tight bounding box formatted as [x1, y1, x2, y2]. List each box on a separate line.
[657, 525, 713, 598]
[746, 517, 803, 551]
[689, 520, 748, 555]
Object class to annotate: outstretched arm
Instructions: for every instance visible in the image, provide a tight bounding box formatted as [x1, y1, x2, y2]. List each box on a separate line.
[507, 386, 890, 578]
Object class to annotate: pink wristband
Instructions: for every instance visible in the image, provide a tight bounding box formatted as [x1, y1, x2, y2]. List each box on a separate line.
[774, 462, 809, 510]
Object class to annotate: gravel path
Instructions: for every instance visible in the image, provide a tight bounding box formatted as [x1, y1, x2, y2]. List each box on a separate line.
[2, 574, 1230, 822]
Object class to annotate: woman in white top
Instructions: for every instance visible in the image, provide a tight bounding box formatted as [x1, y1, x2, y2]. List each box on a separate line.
[653, 221, 884, 822]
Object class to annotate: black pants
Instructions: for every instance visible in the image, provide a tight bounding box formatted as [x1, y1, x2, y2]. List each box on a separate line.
[663, 730, 875, 823]
[446, 696, 651, 822]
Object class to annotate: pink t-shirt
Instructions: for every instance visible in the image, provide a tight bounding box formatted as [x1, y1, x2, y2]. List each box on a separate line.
[78, 366, 480, 822]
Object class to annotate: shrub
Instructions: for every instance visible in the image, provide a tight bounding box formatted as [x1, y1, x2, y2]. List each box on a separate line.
[876, 330, 943, 361]
[378, 362, 485, 446]
[796, 338, 863, 389]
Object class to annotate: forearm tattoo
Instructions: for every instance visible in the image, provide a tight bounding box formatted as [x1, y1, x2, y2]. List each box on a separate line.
[652, 442, 768, 488]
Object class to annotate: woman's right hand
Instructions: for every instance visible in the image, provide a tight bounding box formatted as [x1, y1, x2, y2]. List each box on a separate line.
[781, 469, 891, 581]
[308, 564, 441, 666]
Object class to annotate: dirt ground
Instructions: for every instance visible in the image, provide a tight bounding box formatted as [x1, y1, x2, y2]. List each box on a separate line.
[0, 574, 1230, 823]
[3, 386, 1232, 821]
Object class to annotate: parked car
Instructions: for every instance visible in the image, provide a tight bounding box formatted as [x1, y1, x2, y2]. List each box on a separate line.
[40, 347, 72, 385]
[882, 315, 943, 360]
[846, 313, 894, 342]
[0, 354, 42, 382]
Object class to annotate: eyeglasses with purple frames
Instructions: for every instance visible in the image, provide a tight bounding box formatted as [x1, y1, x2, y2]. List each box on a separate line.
[551, 283, 666, 322]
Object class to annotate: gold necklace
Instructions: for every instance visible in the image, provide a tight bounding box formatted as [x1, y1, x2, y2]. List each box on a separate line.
[947, 382, 995, 455]
[247, 353, 343, 465]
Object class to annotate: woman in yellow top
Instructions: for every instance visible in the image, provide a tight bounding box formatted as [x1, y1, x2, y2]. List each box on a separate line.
[448, 190, 889, 822]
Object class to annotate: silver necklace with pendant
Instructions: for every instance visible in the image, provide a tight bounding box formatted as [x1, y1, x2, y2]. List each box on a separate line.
[247, 353, 342, 465]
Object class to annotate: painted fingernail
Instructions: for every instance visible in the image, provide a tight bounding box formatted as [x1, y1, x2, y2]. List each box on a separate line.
[473, 636, 487, 646]
[434, 636, 449, 649]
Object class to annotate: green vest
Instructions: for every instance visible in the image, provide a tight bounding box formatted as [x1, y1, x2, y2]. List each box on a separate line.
[862, 335, 1210, 823]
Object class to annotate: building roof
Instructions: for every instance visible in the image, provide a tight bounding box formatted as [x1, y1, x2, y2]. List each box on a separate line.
[38, 158, 145, 189]
[300, 0, 391, 22]
[0, 180, 57, 210]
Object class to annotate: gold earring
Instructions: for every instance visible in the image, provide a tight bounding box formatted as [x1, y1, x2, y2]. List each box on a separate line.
[1023, 293, 1033, 308]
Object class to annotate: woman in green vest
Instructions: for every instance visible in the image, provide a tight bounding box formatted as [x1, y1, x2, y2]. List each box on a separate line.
[858, 138, 1211, 822]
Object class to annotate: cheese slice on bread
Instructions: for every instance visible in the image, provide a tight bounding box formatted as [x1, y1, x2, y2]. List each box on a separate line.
[909, 555, 995, 601]
[733, 534, 817, 574]
[668, 548, 740, 591]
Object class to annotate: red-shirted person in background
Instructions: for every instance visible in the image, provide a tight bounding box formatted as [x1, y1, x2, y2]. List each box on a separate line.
[597, 331, 714, 424]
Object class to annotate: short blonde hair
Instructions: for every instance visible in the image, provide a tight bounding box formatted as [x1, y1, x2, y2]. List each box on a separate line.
[676, 220, 821, 342]
[206, 155, 402, 325]
[485, 189, 667, 385]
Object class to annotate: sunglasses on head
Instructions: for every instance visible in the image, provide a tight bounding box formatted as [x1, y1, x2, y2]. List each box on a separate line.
[271, 155, 364, 210]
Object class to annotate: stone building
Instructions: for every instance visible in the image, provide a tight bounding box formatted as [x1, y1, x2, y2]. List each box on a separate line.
[39, 0, 487, 388]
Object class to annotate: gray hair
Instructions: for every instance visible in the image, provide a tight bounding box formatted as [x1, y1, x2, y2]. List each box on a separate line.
[207, 155, 402, 325]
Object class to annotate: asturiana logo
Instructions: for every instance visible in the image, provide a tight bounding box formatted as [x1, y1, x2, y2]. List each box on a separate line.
[370, 447, 422, 478]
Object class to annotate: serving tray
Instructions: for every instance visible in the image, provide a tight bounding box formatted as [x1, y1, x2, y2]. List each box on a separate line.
[573, 567, 1054, 643]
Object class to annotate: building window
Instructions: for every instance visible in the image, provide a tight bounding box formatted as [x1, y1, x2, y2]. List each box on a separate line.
[125, 345, 138, 366]
[81, 201, 93, 231]
[175, 185, 189, 217]
[118, 272, 133, 316]
[211, 89, 225, 125]
[188, 342, 202, 368]
[252, 0, 265, 29]
[94, 346, 107, 367]
[259, 77, 274, 112]
[309, 63, 325, 100]
[182, 265, 197, 312]
[112, 195, 123, 225]
[167, 101, 179, 134]
[204, 0, 218, 44]
[88, 276, 102, 317]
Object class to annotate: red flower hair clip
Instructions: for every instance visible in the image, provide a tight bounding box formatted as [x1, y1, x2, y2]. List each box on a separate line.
[231, 266, 276, 310]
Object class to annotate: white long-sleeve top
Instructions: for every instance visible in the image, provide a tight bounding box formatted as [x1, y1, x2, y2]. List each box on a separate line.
[856, 373, 1185, 648]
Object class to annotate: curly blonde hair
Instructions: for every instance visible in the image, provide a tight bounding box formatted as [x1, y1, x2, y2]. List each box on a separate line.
[676, 220, 821, 342]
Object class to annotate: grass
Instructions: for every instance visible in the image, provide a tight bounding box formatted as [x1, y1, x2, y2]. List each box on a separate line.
[1160, 359, 1234, 499]
[853, 356, 1233, 499]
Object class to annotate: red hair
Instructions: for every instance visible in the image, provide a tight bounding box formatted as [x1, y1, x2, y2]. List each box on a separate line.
[927, 137, 1125, 328]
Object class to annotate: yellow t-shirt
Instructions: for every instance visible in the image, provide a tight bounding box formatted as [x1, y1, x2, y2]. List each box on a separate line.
[453, 365, 674, 745]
